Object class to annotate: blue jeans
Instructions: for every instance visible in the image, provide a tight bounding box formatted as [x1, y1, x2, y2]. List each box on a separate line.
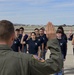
[24, 46, 27, 53]
[54, 70, 63, 75]
[41, 50, 46, 60]
[54, 54, 64, 75]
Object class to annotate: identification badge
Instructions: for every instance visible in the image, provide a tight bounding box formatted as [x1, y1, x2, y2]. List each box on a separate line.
[38, 39, 40, 41]
[35, 43, 37, 45]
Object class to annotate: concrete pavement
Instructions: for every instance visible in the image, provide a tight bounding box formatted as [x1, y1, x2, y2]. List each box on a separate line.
[64, 54, 74, 75]
[64, 41, 74, 75]
[45, 41, 74, 75]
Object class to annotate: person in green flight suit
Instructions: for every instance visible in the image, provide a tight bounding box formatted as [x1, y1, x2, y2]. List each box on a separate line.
[0, 20, 63, 75]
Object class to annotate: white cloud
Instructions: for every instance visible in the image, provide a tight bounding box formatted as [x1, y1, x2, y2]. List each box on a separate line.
[0, 0, 74, 25]
[52, 2, 74, 8]
[24, 0, 56, 5]
[0, 0, 56, 5]
[0, 0, 54, 2]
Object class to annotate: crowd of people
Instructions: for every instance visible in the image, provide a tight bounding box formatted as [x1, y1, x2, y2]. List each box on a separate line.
[11, 25, 70, 75]
[11, 26, 68, 60]
[11, 27, 48, 60]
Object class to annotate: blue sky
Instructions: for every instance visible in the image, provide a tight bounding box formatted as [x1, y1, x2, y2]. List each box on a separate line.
[0, 0, 74, 25]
